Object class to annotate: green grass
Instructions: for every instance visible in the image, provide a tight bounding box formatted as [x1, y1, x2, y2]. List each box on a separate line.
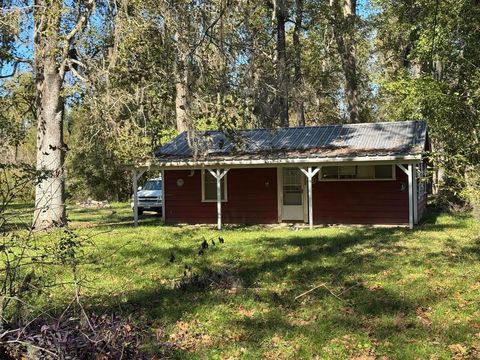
[4, 204, 480, 359]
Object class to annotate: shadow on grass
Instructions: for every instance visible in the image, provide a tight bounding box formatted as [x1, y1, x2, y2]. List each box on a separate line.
[419, 206, 473, 229]
[82, 226, 444, 355]
[460, 236, 480, 258]
[2, 203, 34, 211]
[9, 207, 477, 356]
[68, 212, 164, 229]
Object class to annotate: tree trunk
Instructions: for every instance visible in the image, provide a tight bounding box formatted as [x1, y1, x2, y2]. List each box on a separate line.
[174, 44, 190, 134]
[275, 0, 289, 127]
[293, 0, 305, 126]
[343, 39, 360, 123]
[330, 0, 361, 123]
[33, 59, 66, 228]
[171, 6, 191, 134]
[32, 2, 66, 229]
[32, 0, 93, 229]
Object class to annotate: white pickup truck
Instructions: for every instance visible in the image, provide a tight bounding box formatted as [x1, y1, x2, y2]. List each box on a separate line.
[131, 178, 162, 215]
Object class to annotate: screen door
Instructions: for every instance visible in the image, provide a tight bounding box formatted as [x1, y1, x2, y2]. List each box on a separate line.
[282, 168, 305, 221]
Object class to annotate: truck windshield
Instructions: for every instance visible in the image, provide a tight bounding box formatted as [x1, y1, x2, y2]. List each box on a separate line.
[142, 180, 162, 190]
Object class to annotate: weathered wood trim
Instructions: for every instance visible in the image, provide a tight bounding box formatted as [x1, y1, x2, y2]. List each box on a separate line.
[132, 155, 422, 171]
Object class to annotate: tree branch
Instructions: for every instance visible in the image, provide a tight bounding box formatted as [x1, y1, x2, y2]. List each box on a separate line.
[0, 62, 19, 79]
[187, 2, 229, 58]
[0, 58, 32, 79]
[59, 0, 95, 79]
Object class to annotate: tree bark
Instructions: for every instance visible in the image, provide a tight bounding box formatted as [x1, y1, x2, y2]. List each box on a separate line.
[275, 0, 289, 127]
[293, 0, 305, 126]
[330, 0, 361, 123]
[32, 1, 66, 229]
[165, 3, 191, 134]
[33, 59, 66, 228]
[32, 0, 93, 229]
[174, 35, 190, 134]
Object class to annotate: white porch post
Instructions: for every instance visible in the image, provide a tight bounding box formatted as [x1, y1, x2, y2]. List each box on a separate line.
[208, 169, 229, 230]
[408, 164, 414, 229]
[132, 169, 146, 227]
[397, 164, 413, 229]
[161, 170, 166, 223]
[133, 170, 139, 227]
[300, 166, 320, 229]
[413, 164, 418, 224]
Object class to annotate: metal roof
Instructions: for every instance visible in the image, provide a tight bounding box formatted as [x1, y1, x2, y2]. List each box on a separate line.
[154, 121, 427, 164]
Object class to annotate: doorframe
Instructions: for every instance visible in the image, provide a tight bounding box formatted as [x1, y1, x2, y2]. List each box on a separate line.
[277, 167, 307, 223]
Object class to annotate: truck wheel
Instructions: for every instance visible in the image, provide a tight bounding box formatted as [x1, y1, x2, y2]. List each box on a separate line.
[136, 208, 144, 216]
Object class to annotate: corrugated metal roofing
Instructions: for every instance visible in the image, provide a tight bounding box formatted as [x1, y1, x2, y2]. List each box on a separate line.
[155, 121, 427, 162]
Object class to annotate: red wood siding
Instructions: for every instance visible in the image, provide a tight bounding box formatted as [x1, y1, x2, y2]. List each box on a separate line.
[312, 166, 409, 225]
[165, 166, 410, 226]
[164, 168, 278, 224]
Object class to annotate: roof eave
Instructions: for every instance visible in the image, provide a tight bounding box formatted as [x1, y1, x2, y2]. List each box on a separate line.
[131, 153, 422, 170]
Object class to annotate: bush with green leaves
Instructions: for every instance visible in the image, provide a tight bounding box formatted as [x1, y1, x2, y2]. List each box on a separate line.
[462, 166, 480, 221]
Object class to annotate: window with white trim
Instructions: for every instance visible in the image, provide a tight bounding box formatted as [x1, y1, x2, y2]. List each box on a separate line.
[202, 170, 227, 202]
[319, 165, 395, 181]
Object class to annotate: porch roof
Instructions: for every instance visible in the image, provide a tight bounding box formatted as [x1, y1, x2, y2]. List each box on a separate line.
[151, 121, 426, 168]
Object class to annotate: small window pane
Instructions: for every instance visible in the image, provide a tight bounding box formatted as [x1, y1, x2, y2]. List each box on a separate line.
[375, 165, 393, 179]
[357, 165, 375, 179]
[339, 166, 356, 179]
[204, 171, 226, 200]
[322, 166, 338, 179]
[283, 185, 303, 205]
[283, 168, 302, 185]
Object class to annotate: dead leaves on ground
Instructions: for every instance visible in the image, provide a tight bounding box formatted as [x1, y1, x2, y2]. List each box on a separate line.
[263, 334, 301, 360]
[237, 306, 256, 318]
[448, 342, 480, 359]
[169, 320, 214, 351]
[321, 334, 379, 359]
[168, 318, 247, 352]
[416, 306, 433, 328]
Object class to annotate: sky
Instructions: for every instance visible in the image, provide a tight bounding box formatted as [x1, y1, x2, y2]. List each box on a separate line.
[1, 0, 377, 81]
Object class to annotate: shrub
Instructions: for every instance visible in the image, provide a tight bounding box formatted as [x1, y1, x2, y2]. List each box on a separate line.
[463, 166, 480, 222]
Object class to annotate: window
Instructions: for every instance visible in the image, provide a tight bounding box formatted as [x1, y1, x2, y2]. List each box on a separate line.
[321, 166, 339, 179]
[375, 165, 393, 179]
[357, 165, 375, 179]
[319, 165, 395, 181]
[142, 180, 162, 190]
[339, 165, 357, 179]
[202, 170, 227, 202]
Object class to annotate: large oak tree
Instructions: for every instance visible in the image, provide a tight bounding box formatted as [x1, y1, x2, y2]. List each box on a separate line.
[32, 0, 95, 229]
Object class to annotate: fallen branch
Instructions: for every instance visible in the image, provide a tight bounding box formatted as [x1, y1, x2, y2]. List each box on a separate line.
[294, 282, 346, 302]
[3, 340, 59, 358]
[294, 282, 326, 300]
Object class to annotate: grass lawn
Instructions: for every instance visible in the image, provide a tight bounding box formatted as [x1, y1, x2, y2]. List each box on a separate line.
[5, 203, 480, 359]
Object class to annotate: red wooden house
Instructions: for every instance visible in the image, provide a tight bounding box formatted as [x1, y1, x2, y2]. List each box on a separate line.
[132, 121, 428, 229]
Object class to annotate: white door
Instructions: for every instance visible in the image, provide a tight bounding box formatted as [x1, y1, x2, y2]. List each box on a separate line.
[281, 168, 305, 221]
